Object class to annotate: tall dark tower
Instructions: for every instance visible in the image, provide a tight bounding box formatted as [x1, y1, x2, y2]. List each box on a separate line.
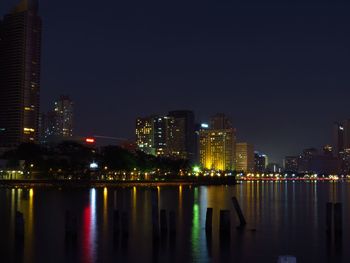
[168, 110, 195, 161]
[0, 0, 42, 149]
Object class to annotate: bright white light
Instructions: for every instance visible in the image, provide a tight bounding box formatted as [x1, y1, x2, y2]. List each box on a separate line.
[201, 123, 209, 128]
[90, 162, 98, 169]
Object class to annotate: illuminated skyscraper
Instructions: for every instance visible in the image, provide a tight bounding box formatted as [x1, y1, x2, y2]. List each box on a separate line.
[153, 116, 175, 156]
[199, 129, 236, 171]
[235, 142, 254, 173]
[199, 114, 236, 171]
[0, 0, 42, 148]
[135, 116, 155, 155]
[53, 96, 74, 137]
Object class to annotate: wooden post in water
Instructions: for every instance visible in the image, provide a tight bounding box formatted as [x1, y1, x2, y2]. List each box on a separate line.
[232, 196, 246, 228]
[334, 203, 343, 241]
[326, 202, 333, 238]
[121, 211, 129, 238]
[15, 211, 24, 240]
[205, 208, 213, 233]
[113, 210, 120, 237]
[65, 210, 71, 237]
[160, 209, 167, 235]
[169, 211, 176, 236]
[219, 210, 231, 239]
[151, 189, 159, 240]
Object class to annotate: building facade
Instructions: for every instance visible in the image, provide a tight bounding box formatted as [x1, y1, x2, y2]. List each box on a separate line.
[254, 152, 267, 173]
[199, 129, 236, 171]
[235, 142, 254, 173]
[135, 116, 155, 155]
[168, 110, 195, 161]
[0, 0, 42, 148]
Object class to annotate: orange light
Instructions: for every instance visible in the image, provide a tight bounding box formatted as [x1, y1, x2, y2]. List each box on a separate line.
[85, 138, 95, 143]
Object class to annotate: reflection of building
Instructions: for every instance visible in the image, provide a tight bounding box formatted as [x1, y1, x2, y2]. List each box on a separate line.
[136, 116, 155, 155]
[199, 129, 236, 171]
[254, 152, 267, 173]
[0, 0, 42, 147]
[235, 143, 254, 173]
[284, 156, 299, 173]
[168, 110, 195, 161]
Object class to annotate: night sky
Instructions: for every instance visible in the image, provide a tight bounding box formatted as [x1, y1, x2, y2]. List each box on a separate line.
[1, 0, 350, 163]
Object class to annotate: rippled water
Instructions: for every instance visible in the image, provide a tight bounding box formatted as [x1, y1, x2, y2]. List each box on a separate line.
[0, 181, 349, 262]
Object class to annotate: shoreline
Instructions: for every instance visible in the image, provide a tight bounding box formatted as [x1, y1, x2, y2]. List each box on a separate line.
[0, 177, 237, 188]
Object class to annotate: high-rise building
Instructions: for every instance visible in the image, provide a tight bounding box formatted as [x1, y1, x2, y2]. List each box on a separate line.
[135, 116, 155, 155]
[284, 156, 299, 173]
[0, 0, 42, 148]
[333, 122, 344, 155]
[153, 116, 175, 156]
[168, 110, 195, 161]
[199, 129, 236, 171]
[342, 119, 350, 149]
[210, 113, 232, 130]
[254, 152, 267, 173]
[235, 143, 254, 173]
[53, 96, 74, 137]
[199, 114, 236, 171]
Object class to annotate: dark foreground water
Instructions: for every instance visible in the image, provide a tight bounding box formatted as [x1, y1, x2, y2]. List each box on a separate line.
[0, 181, 349, 263]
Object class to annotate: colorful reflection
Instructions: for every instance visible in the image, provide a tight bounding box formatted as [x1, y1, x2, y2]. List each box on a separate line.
[191, 187, 208, 262]
[82, 188, 97, 263]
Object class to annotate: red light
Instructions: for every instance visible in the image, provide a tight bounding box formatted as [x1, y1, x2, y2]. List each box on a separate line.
[85, 138, 95, 143]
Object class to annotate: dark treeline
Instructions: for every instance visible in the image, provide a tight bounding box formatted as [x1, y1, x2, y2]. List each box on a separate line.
[1, 142, 190, 179]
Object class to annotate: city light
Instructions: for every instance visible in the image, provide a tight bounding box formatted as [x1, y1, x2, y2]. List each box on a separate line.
[85, 137, 95, 143]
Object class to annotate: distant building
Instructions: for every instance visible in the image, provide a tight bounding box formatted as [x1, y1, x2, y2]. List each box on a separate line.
[0, 0, 42, 148]
[53, 96, 74, 137]
[210, 113, 232, 129]
[39, 96, 74, 143]
[235, 143, 254, 173]
[266, 163, 282, 173]
[135, 116, 155, 155]
[254, 152, 267, 173]
[199, 129, 236, 171]
[284, 156, 299, 173]
[168, 110, 195, 161]
[333, 122, 344, 155]
[153, 116, 175, 156]
[298, 148, 340, 174]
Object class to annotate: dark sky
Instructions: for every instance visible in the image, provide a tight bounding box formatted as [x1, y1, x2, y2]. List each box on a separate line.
[2, 0, 350, 163]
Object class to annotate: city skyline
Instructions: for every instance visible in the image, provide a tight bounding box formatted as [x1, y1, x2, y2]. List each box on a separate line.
[2, 0, 350, 162]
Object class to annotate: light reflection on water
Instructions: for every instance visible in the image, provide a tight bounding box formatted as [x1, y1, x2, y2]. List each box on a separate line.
[1, 182, 350, 262]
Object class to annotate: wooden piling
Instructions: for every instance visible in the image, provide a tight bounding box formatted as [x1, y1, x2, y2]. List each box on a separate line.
[121, 212, 129, 238]
[113, 210, 120, 236]
[151, 189, 159, 239]
[169, 211, 176, 236]
[15, 211, 24, 239]
[205, 208, 213, 233]
[232, 197, 246, 227]
[160, 209, 167, 235]
[334, 203, 343, 239]
[219, 210, 231, 235]
[326, 202, 333, 237]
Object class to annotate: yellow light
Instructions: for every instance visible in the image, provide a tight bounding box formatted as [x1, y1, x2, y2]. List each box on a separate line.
[29, 188, 34, 198]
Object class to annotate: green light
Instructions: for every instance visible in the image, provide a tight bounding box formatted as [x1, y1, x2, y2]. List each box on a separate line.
[193, 166, 201, 173]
